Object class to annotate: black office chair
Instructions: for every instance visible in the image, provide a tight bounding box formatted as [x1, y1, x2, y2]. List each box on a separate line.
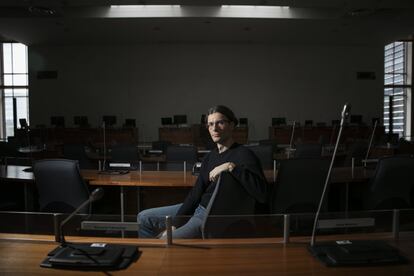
[294, 143, 322, 158]
[151, 140, 171, 153]
[162, 144, 198, 171]
[201, 172, 257, 239]
[63, 143, 97, 169]
[364, 155, 414, 210]
[246, 144, 274, 170]
[343, 140, 368, 167]
[270, 158, 330, 214]
[33, 159, 91, 213]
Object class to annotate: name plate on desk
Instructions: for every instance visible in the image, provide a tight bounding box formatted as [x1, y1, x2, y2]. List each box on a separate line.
[317, 218, 375, 229]
[109, 162, 132, 168]
[107, 162, 137, 171]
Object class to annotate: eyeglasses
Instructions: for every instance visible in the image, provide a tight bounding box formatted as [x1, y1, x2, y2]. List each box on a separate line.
[206, 119, 229, 128]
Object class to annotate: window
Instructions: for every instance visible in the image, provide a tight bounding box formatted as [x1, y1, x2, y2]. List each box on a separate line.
[383, 41, 412, 139]
[0, 43, 29, 138]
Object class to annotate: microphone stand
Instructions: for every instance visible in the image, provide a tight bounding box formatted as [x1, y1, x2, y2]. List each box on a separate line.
[41, 188, 138, 270]
[310, 104, 349, 246]
[58, 196, 97, 244]
[287, 121, 296, 159]
[364, 119, 378, 165]
[308, 104, 406, 267]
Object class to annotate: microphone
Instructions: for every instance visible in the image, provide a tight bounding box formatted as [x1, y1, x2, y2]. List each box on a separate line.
[310, 103, 350, 247]
[58, 188, 104, 244]
[43, 187, 138, 270]
[340, 103, 351, 126]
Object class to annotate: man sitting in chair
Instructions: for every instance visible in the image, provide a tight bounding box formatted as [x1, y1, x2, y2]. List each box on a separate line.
[137, 105, 267, 238]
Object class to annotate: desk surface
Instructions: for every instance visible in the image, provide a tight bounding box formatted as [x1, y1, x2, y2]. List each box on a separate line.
[0, 233, 413, 275]
[83, 170, 197, 187]
[0, 165, 374, 187]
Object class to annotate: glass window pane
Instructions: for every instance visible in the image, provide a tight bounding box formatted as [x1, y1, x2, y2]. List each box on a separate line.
[2, 43, 12, 73]
[12, 74, 28, 86]
[1, 42, 30, 139]
[12, 44, 28, 74]
[13, 88, 28, 97]
[16, 97, 29, 123]
[3, 75, 13, 85]
[4, 97, 14, 137]
[4, 88, 13, 97]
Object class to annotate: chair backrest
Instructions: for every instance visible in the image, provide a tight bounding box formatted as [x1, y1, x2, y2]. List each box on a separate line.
[151, 140, 171, 153]
[110, 144, 140, 163]
[271, 158, 330, 214]
[165, 145, 198, 163]
[365, 155, 414, 210]
[63, 143, 97, 169]
[246, 144, 274, 170]
[343, 140, 368, 167]
[201, 172, 257, 239]
[33, 159, 90, 213]
[294, 143, 322, 158]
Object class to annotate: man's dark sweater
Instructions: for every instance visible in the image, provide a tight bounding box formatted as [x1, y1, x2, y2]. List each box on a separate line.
[176, 143, 267, 217]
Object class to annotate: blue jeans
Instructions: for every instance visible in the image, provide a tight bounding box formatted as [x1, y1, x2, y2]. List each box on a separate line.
[137, 203, 206, 239]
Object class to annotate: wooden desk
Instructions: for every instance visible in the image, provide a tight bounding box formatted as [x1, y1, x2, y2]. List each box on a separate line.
[1, 233, 413, 275]
[1, 165, 374, 215]
[1, 165, 373, 186]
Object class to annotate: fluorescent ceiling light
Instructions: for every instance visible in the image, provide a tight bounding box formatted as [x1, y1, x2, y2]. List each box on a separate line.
[109, 5, 291, 19]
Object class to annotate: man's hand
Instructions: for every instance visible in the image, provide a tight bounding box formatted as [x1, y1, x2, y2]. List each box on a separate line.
[209, 162, 236, 182]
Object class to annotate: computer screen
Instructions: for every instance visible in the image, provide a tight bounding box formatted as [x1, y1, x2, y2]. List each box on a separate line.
[74, 116, 88, 126]
[19, 118, 28, 128]
[305, 120, 313, 126]
[239, 118, 248, 126]
[51, 116, 65, 127]
[103, 115, 117, 126]
[173, 115, 187, 125]
[272, 117, 286, 126]
[372, 117, 380, 125]
[331, 119, 340, 126]
[350, 115, 363, 124]
[124, 118, 136, 127]
[161, 117, 173, 125]
[200, 114, 206, 124]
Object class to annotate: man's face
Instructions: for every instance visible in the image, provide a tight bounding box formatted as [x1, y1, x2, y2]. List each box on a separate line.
[207, 112, 234, 144]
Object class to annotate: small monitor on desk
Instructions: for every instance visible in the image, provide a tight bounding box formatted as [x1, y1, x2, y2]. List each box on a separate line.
[200, 114, 206, 124]
[372, 117, 380, 125]
[173, 115, 187, 125]
[161, 117, 173, 125]
[272, 117, 286, 126]
[51, 116, 65, 127]
[74, 116, 88, 127]
[331, 119, 340, 126]
[19, 118, 28, 129]
[103, 115, 117, 126]
[305, 120, 313, 127]
[239, 118, 248, 127]
[350, 115, 363, 125]
[124, 118, 136, 128]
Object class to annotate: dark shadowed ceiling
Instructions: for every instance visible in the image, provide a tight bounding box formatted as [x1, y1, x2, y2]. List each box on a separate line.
[0, 0, 413, 46]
